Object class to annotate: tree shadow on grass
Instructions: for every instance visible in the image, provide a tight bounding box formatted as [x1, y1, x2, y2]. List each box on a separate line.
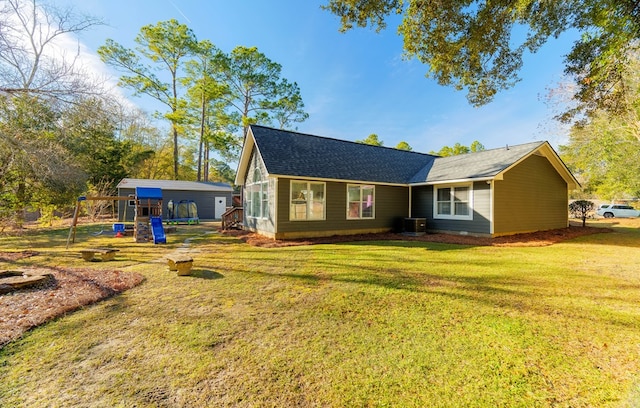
[189, 269, 224, 280]
[336, 240, 475, 251]
[245, 265, 640, 331]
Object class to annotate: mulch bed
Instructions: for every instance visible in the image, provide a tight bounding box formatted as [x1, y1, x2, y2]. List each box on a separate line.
[0, 261, 144, 348]
[0, 250, 39, 262]
[221, 224, 612, 248]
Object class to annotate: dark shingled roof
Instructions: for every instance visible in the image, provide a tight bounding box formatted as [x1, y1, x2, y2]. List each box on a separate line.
[250, 125, 437, 184]
[248, 125, 551, 185]
[410, 141, 546, 183]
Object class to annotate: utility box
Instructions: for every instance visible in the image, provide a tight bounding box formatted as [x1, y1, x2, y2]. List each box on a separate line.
[404, 217, 426, 236]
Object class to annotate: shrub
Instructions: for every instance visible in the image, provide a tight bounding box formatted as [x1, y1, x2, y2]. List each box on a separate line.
[569, 200, 595, 227]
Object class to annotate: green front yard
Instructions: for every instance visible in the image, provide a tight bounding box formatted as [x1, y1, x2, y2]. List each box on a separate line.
[1, 220, 639, 407]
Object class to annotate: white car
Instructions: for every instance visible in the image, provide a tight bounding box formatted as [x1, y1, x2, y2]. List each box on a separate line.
[596, 204, 640, 218]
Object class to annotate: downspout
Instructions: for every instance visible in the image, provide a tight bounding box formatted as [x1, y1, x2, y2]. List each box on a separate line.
[489, 179, 494, 235]
[273, 178, 278, 236]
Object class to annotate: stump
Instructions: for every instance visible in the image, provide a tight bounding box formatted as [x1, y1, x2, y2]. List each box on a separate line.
[0, 271, 53, 293]
[79, 248, 119, 261]
[167, 255, 193, 276]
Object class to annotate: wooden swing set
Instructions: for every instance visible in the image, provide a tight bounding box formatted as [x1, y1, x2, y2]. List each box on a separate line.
[66, 195, 130, 248]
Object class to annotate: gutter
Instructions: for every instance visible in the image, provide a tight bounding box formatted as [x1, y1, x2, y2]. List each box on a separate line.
[409, 176, 495, 187]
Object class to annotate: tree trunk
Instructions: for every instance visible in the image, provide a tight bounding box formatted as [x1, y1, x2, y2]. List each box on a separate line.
[197, 92, 206, 181]
[203, 142, 209, 182]
[172, 124, 179, 180]
[14, 182, 26, 228]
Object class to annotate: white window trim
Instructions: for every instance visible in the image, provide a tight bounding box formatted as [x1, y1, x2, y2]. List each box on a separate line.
[290, 180, 326, 221]
[433, 183, 473, 221]
[347, 184, 376, 220]
[246, 170, 268, 219]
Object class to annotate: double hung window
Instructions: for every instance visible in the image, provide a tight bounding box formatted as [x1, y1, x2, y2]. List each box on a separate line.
[434, 184, 473, 220]
[347, 185, 375, 219]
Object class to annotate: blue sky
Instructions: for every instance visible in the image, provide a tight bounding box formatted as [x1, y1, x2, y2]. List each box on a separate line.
[58, 0, 576, 153]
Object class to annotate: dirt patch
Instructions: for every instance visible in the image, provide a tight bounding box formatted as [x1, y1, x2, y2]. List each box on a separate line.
[221, 224, 612, 248]
[0, 266, 144, 348]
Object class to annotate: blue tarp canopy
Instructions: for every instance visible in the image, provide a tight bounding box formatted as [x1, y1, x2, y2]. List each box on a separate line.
[135, 187, 162, 200]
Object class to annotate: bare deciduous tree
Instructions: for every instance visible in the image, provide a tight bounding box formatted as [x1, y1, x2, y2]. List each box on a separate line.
[0, 0, 104, 102]
[0, 0, 104, 227]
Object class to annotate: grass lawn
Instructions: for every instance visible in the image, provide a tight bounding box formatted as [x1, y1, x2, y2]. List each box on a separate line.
[1, 219, 639, 407]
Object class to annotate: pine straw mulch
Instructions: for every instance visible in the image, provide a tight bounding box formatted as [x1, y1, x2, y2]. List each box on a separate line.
[0, 252, 144, 348]
[221, 224, 612, 248]
[0, 250, 40, 262]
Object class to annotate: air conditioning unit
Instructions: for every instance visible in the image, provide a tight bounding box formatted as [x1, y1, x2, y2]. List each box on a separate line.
[404, 217, 426, 236]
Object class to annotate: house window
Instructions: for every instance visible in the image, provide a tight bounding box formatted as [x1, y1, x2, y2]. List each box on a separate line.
[434, 183, 473, 220]
[290, 181, 325, 220]
[347, 185, 375, 219]
[246, 168, 268, 218]
[128, 194, 135, 207]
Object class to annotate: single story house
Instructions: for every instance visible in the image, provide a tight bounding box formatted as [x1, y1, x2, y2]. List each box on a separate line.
[235, 125, 579, 239]
[116, 178, 233, 222]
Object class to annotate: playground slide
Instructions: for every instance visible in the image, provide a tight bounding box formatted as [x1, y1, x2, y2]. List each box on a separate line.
[150, 216, 167, 244]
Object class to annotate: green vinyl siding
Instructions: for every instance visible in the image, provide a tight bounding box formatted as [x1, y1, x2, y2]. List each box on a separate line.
[275, 178, 409, 238]
[493, 154, 568, 235]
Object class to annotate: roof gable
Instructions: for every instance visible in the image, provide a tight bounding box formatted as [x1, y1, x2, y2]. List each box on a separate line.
[245, 125, 437, 185]
[414, 142, 545, 183]
[236, 125, 578, 189]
